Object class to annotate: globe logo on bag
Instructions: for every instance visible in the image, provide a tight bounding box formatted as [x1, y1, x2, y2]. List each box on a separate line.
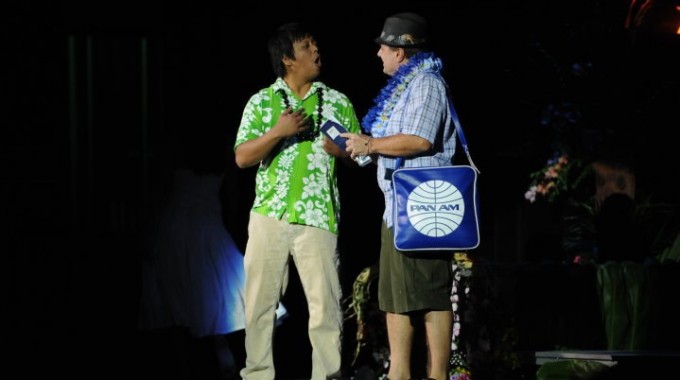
[406, 179, 465, 237]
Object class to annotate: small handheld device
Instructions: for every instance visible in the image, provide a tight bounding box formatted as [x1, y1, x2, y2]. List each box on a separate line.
[321, 120, 372, 167]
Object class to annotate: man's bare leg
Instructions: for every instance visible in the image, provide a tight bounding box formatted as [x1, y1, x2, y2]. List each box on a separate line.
[424, 310, 453, 380]
[386, 312, 413, 380]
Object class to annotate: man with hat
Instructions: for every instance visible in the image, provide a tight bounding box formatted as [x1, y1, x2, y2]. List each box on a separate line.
[342, 12, 457, 380]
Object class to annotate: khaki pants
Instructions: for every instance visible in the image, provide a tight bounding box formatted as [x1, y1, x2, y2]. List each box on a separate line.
[240, 212, 343, 380]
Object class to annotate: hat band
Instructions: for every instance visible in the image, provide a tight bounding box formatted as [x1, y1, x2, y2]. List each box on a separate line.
[379, 32, 426, 46]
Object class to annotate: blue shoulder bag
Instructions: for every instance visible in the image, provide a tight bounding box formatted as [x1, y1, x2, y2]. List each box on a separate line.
[392, 97, 480, 251]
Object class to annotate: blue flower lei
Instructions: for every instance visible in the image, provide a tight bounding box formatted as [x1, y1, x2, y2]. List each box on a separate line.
[361, 52, 443, 138]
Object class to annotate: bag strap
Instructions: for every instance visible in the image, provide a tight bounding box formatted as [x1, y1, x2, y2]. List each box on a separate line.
[395, 91, 480, 173]
[448, 93, 480, 173]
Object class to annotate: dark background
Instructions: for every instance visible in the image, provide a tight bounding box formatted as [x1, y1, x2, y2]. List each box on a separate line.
[4, 1, 679, 379]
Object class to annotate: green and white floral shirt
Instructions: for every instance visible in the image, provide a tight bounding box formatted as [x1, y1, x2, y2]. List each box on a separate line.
[234, 78, 360, 234]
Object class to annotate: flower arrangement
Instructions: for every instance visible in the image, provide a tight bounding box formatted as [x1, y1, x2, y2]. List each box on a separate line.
[523, 96, 594, 205]
[525, 153, 588, 203]
[449, 252, 474, 380]
[450, 363, 472, 380]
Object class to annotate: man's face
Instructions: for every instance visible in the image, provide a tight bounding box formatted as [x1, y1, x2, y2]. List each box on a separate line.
[377, 44, 401, 76]
[290, 36, 321, 79]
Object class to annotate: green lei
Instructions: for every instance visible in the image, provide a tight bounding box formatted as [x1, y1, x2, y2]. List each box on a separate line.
[361, 52, 442, 138]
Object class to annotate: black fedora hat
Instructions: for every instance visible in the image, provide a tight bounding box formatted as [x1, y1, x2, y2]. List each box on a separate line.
[374, 12, 428, 47]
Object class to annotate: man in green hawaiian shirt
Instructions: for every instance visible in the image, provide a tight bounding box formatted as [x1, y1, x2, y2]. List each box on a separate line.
[234, 22, 361, 380]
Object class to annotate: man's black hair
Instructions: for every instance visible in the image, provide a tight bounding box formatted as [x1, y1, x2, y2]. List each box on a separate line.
[268, 22, 315, 78]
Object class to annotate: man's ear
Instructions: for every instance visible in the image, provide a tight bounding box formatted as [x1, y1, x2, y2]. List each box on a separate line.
[282, 55, 294, 67]
[397, 48, 407, 63]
